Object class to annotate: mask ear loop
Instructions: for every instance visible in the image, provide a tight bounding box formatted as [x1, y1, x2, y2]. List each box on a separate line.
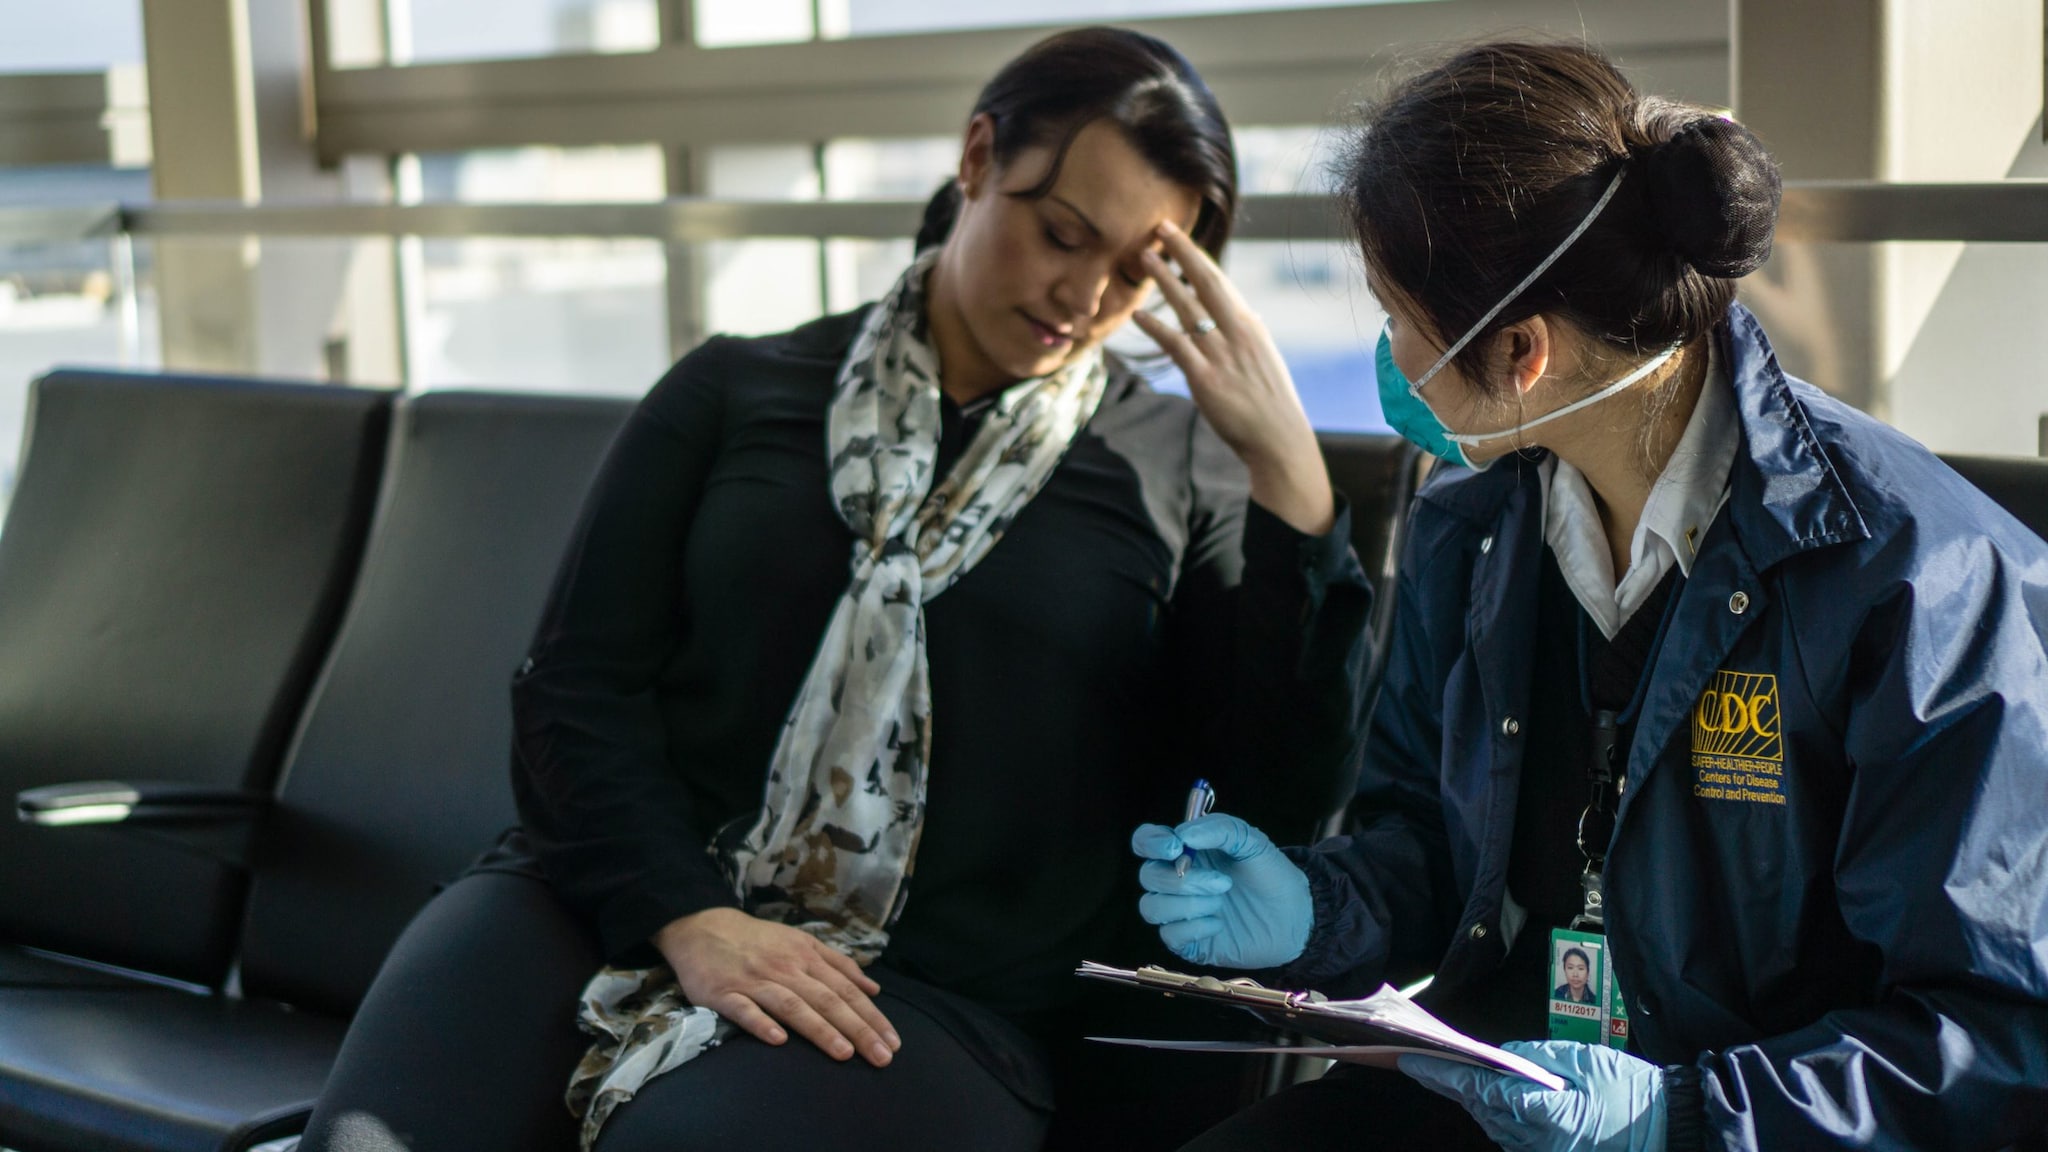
[1442, 341, 1680, 448]
[1407, 163, 1631, 397]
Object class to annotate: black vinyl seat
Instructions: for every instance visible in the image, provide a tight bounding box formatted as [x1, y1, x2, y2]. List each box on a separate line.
[1940, 452, 2048, 544]
[0, 369, 391, 989]
[1317, 433, 1426, 678]
[0, 390, 632, 1152]
[235, 391, 634, 1019]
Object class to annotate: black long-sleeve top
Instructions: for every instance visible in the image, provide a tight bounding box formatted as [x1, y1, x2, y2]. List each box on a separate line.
[511, 306, 1373, 1023]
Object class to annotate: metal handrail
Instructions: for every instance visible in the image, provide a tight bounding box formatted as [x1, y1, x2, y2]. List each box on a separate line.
[5, 183, 2048, 246]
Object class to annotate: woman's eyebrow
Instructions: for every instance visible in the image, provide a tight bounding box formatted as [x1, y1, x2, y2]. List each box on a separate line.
[1048, 195, 1103, 239]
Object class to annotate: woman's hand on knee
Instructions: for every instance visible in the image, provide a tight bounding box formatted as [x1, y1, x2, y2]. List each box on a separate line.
[653, 907, 902, 1068]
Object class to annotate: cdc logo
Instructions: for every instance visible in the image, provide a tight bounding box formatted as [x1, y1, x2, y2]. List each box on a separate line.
[1691, 670, 1782, 765]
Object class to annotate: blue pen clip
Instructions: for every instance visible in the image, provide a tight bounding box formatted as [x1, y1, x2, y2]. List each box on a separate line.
[1175, 778, 1217, 877]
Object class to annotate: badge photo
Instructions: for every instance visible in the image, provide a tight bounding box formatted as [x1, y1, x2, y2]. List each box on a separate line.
[1547, 929, 1605, 1043]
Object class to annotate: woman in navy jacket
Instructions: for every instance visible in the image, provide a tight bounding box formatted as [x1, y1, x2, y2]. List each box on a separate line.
[1133, 41, 2048, 1151]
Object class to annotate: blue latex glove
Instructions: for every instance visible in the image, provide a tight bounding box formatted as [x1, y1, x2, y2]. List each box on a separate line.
[1131, 812, 1313, 969]
[1399, 1040, 1667, 1152]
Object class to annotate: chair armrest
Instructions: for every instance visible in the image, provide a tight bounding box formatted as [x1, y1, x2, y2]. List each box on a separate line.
[17, 780, 269, 827]
[16, 781, 270, 867]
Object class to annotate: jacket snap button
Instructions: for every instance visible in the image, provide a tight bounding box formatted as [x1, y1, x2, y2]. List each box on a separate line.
[1501, 716, 1521, 737]
[1479, 535, 1494, 555]
[1469, 922, 1489, 940]
[1728, 591, 1750, 615]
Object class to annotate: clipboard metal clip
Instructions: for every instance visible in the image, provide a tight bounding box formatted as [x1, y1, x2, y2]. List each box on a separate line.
[1130, 965, 1329, 1014]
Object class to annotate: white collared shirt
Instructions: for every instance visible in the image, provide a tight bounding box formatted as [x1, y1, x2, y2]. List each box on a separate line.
[1541, 347, 1738, 639]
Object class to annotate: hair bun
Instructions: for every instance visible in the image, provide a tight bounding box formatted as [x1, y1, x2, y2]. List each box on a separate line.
[1643, 115, 1782, 278]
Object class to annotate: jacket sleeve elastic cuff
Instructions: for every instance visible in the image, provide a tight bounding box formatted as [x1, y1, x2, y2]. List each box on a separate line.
[1242, 493, 1361, 588]
[1268, 844, 1380, 990]
[1661, 1063, 1708, 1152]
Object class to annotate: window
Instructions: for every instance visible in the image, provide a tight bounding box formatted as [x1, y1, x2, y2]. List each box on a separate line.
[689, 126, 1388, 430]
[701, 145, 827, 337]
[335, 0, 660, 67]
[0, 166, 159, 504]
[400, 145, 670, 392]
[0, 0, 142, 72]
[822, 136, 954, 313]
[694, 0, 1436, 45]
[1223, 126, 1387, 432]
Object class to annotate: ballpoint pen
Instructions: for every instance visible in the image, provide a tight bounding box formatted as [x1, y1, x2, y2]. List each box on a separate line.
[1175, 778, 1217, 878]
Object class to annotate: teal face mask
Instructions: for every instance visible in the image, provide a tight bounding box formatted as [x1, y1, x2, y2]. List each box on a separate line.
[1369, 166, 1678, 471]
[1375, 325, 1475, 468]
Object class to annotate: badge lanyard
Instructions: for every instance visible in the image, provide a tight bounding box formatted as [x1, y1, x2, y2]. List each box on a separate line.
[1549, 581, 1685, 1049]
[1569, 580, 1684, 929]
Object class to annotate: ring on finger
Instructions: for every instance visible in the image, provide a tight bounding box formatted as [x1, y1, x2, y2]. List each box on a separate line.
[1189, 318, 1218, 336]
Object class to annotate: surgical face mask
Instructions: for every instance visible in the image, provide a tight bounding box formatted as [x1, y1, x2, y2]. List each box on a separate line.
[1371, 166, 1680, 470]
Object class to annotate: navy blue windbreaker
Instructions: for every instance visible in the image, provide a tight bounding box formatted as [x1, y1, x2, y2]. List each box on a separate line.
[1281, 304, 2048, 1149]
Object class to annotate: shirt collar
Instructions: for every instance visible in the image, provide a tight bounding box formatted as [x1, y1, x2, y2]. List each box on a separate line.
[1542, 343, 1740, 637]
[1634, 343, 1738, 578]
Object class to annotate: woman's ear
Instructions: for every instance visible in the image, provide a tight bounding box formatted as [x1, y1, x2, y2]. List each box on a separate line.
[958, 114, 996, 200]
[1498, 315, 1554, 400]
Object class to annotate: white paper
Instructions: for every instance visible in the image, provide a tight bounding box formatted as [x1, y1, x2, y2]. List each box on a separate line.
[1076, 962, 1569, 1092]
[1086, 1037, 1498, 1072]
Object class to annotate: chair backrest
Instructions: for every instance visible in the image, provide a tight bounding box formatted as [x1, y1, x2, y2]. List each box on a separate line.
[1317, 432, 1426, 674]
[0, 370, 391, 985]
[1940, 453, 2048, 544]
[236, 390, 632, 1016]
[1310, 432, 1426, 839]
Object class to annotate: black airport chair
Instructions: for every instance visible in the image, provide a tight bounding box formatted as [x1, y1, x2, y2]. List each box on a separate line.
[0, 369, 391, 991]
[0, 390, 632, 1152]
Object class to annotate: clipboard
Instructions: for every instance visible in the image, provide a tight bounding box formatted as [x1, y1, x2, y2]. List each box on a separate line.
[1077, 961, 1568, 1091]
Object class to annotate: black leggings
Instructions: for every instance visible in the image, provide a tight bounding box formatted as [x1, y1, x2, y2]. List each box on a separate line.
[299, 872, 598, 1152]
[300, 872, 1046, 1152]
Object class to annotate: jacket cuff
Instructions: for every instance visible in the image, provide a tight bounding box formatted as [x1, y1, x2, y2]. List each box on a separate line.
[1242, 493, 1361, 589]
[1662, 1063, 1707, 1152]
[597, 869, 742, 965]
[1268, 844, 1380, 991]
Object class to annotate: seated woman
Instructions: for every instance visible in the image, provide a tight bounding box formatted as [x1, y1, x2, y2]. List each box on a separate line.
[1133, 39, 2048, 1152]
[300, 25, 1373, 1152]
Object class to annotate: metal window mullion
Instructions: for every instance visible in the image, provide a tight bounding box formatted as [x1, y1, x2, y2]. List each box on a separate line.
[812, 140, 829, 319]
[309, 0, 1731, 162]
[390, 153, 426, 388]
[659, 0, 705, 361]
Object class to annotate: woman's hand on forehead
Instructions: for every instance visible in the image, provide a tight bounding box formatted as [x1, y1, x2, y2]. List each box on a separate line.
[1132, 221, 1335, 536]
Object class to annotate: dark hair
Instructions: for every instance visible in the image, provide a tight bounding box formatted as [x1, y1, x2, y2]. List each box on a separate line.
[1562, 947, 1591, 970]
[915, 26, 1238, 259]
[1339, 41, 1781, 390]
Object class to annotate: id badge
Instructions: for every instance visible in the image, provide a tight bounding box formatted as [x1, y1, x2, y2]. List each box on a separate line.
[1547, 927, 1628, 1048]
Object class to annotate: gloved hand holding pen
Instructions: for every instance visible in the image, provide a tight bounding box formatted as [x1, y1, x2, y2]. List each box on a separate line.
[1130, 812, 1314, 969]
